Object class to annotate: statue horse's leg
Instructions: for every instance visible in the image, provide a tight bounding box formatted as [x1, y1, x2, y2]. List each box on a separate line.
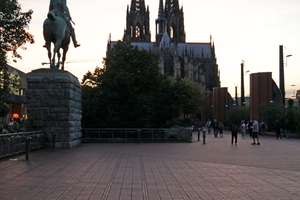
[52, 40, 62, 69]
[57, 50, 61, 69]
[61, 44, 69, 71]
[46, 42, 51, 66]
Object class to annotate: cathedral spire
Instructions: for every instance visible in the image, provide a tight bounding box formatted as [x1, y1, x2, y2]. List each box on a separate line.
[158, 0, 164, 19]
[125, 0, 151, 42]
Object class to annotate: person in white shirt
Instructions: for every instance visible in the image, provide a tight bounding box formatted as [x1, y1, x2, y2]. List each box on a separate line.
[251, 118, 260, 145]
[205, 119, 211, 134]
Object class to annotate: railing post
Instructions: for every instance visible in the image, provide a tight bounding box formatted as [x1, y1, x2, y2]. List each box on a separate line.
[137, 129, 141, 144]
[203, 129, 206, 144]
[125, 130, 127, 143]
[198, 128, 200, 141]
[25, 136, 32, 161]
[151, 130, 153, 143]
[164, 130, 167, 142]
[52, 133, 57, 151]
[0, 139, 2, 157]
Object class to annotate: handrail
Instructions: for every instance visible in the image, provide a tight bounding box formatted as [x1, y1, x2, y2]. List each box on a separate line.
[0, 131, 45, 159]
[82, 128, 193, 143]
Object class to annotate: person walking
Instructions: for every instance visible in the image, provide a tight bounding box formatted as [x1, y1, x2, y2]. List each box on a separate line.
[240, 120, 246, 138]
[213, 119, 218, 137]
[251, 118, 260, 145]
[231, 122, 238, 146]
[218, 122, 224, 137]
[285, 120, 291, 139]
[275, 120, 282, 139]
[248, 120, 253, 137]
[260, 121, 268, 138]
[206, 119, 211, 134]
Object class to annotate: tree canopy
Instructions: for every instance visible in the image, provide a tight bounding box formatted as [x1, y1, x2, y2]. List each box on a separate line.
[0, 0, 34, 108]
[81, 40, 206, 128]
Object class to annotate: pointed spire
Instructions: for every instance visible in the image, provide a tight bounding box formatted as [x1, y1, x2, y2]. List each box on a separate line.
[158, 0, 164, 19]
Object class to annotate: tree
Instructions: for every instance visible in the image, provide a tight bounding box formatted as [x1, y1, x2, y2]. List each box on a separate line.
[81, 40, 206, 128]
[0, 0, 34, 109]
[228, 105, 250, 126]
[258, 102, 285, 131]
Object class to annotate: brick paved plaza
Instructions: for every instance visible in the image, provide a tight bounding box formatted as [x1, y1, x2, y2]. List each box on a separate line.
[1, 130, 300, 200]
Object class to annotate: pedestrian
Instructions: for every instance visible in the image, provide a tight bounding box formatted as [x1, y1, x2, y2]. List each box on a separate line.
[240, 120, 246, 138]
[275, 120, 282, 139]
[251, 118, 260, 145]
[213, 119, 218, 137]
[218, 122, 224, 137]
[206, 119, 211, 134]
[246, 121, 249, 135]
[248, 119, 253, 137]
[285, 120, 290, 139]
[231, 121, 238, 146]
[260, 121, 267, 138]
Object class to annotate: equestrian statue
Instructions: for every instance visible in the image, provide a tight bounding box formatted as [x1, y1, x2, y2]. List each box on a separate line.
[43, 0, 80, 70]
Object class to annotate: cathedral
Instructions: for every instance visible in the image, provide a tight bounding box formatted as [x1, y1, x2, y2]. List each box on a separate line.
[107, 0, 220, 92]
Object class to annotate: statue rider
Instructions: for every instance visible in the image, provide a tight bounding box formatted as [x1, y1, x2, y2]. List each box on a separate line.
[44, 0, 80, 48]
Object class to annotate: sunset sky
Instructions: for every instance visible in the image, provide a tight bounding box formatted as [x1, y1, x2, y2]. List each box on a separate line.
[9, 0, 300, 98]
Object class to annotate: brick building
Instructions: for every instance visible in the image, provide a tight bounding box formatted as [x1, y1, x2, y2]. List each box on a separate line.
[250, 72, 281, 122]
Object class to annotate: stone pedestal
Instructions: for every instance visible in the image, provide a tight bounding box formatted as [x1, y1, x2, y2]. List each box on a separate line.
[26, 69, 82, 148]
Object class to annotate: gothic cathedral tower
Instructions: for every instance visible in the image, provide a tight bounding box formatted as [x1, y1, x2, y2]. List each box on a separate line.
[155, 0, 186, 44]
[123, 0, 151, 42]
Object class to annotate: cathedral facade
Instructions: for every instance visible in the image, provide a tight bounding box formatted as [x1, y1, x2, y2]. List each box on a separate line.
[107, 0, 220, 92]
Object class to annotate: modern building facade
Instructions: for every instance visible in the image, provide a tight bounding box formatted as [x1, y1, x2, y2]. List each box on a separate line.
[107, 0, 220, 92]
[250, 72, 281, 122]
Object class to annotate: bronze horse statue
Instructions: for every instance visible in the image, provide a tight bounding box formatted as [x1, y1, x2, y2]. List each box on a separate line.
[43, 11, 70, 70]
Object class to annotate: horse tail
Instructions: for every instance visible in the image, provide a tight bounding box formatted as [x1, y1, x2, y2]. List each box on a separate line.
[47, 11, 56, 21]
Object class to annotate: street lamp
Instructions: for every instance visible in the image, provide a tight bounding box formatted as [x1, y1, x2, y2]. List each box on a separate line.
[286, 54, 292, 67]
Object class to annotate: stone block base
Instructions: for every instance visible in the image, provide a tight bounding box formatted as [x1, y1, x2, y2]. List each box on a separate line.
[26, 69, 82, 148]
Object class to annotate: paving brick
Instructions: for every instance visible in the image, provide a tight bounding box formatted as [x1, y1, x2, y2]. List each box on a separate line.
[1, 131, 300, 199]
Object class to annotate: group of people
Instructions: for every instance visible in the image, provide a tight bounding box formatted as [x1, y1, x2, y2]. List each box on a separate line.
[229, 118, 260, 146]
[205, 117, 292, 146]
[275, 119, 291, 139]
[205, 119, 224, 138]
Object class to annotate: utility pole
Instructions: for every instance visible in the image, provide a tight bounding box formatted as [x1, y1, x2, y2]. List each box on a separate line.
[241, 61, 245, 106]
[235, 86, 238, 106]
[279, 45, 285, 104]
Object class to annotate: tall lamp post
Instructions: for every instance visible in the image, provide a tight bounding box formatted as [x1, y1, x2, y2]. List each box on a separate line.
[241, 61, 250, 107]
[279, 45, 292, 105]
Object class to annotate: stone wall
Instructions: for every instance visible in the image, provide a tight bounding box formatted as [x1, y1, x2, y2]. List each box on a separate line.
[26, 69, 82, 148]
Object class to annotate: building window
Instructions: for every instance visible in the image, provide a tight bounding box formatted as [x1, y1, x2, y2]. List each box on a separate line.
[135, 26, 140, 38]
[170, 27, 173, 38]
[131, 26, 133, 38]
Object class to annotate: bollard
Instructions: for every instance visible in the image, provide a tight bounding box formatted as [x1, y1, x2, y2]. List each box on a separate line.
[198, 128, 201, 141]
[52, 133, 57, 151]
[25, 137, 32, 160]
[203, 129, 206, 144]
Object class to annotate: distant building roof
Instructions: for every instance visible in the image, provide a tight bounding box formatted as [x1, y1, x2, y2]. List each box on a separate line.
[7, 65, 27, 89]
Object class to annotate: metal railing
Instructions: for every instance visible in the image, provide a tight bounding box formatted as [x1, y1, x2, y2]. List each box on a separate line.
[82, 128, 193, 143]
[0, 131, 45, 159]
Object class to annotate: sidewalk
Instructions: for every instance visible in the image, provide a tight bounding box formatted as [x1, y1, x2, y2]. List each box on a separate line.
[1, 130, 300, 199]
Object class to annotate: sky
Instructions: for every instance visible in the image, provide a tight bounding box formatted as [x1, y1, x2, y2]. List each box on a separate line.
[9, 0, 300, 98]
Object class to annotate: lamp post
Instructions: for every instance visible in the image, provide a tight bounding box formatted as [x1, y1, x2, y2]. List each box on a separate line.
[241, 60, 250, 107]
[286, 54, 292, 67]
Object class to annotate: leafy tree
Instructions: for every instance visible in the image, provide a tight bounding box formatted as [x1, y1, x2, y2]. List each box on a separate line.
[258, 102, 285, 131]
[227, 105, 250, 127]
[81, 40, 206, 128]
[0, 0, 34, 112]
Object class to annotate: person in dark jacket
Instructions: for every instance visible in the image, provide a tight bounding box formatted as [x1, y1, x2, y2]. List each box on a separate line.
[213, 119, 218, 137]
[231, 121, 238, 146]
[275, 120, 282, 139]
